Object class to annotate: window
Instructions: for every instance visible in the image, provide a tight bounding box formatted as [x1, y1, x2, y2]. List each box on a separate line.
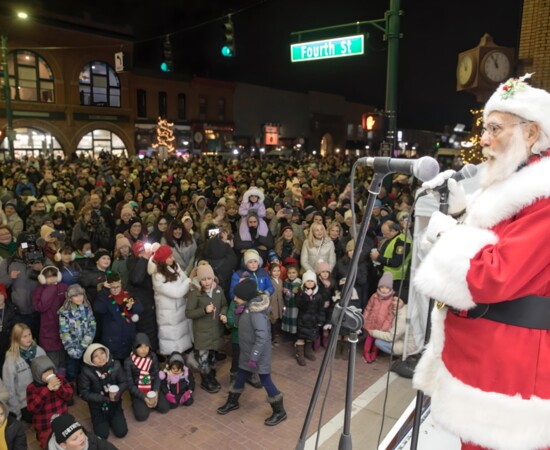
[158, 92, 167, 118]
[177, 93, 186, 120]
[218, 98, 226, 121]
[75, 129, 127, 158]
[346, 123, 354, 139]
[199, 96, 207, 120]
[0, 50, 55, 102]
[79, 61, 120, 107]
[0, 127, 63, 159]
[137, 89, 147, 118]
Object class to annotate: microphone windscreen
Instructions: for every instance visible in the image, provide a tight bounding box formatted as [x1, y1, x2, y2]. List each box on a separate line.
[413, 157, 440, 182]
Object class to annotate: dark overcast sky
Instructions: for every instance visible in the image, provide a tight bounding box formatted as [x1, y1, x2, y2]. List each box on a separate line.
[42, 0, 522, 132]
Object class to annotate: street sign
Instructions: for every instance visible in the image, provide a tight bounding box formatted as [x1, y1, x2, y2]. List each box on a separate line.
[291, 34, 364, 63]
[380, 141, 392, 156]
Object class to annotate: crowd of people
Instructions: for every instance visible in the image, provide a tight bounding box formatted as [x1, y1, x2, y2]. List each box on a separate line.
[0, 152, 418, 448]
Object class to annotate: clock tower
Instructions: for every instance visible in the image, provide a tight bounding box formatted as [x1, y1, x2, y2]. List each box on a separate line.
[456, 34, 515, 102]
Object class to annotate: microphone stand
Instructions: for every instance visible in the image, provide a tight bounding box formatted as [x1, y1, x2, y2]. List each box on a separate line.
[295, 172, 386, 450]
[410, 184, 449, 449]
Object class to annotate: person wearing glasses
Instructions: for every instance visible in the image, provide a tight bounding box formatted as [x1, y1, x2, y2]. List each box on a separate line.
[414, 74, 550, 450]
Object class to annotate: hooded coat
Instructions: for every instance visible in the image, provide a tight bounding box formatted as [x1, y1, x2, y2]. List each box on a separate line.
[295, 272, 325, 341]
[123, 333, 162, 400]
[32, 282, 69, 351]
[186, 283, 228, 351]
[147, 258, 192, 355]
[235, 294, 272, 374]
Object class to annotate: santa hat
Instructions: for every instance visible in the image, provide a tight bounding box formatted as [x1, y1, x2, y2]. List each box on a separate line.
[484, 73, 550, 153]
[153, 245, 172, 264]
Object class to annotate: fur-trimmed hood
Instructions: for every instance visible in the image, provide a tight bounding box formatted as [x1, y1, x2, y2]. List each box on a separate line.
[247, 293, 270, 313]
[242, 187, 265, 204]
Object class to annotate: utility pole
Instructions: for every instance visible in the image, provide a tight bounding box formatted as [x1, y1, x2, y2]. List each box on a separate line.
[384, 0, 401, 153]
[1, 33, 14, 159]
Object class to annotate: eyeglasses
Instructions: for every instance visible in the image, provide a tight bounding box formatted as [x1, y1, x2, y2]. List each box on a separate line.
[481, 121, 530, 137]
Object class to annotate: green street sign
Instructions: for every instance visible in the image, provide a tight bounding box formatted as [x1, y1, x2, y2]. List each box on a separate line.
[291, 34, 364, 62]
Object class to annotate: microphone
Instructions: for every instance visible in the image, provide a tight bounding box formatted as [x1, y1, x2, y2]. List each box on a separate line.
[357, 156, 440, 182]
[417, 164, 478, 198]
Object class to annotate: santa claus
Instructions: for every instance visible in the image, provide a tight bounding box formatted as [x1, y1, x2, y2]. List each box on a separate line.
[413, 74, 550, 450]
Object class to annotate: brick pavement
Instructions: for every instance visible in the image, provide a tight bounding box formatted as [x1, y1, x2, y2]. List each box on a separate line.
[25, 338, 392, 449]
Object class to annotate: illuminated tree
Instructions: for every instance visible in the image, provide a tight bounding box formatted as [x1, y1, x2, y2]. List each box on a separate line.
[152, 117, 175, 153]
[460, 108, 485, 165]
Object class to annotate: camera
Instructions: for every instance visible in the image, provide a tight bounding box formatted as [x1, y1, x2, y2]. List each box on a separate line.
[208, 228, 220, 238]
[19, 234, 44, 265]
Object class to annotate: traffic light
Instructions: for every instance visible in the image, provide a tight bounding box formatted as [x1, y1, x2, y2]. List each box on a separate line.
[160, 35, 173, 72]
[221, 14, 235, 57]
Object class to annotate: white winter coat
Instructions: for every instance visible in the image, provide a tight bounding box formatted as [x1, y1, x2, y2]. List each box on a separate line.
[148, 258, 192, 355]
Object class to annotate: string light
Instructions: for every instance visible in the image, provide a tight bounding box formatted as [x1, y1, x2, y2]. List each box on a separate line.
[461, 108, 486, 165]
[152, 116, 176, 153]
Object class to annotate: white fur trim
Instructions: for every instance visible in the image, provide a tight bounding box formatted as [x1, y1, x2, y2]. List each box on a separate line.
[414, 308, 550, 450]
[414, 224, 497, 310]
[484, 79, 550, 145]
[466, 157, 550, 228]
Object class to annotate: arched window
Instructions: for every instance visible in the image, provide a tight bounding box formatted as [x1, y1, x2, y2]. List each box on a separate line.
[0, 127, 63, 159]
[79, 61, 120, 107]
[75, 129, 127, 158]
[0, 50, 55, 102]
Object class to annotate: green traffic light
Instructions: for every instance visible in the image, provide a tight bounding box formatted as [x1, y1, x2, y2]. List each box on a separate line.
[160, 61, 171, 72]
[221, 46, 234, 57]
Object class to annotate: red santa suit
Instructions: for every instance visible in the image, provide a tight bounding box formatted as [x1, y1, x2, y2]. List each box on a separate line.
[413, 153, 550, 450]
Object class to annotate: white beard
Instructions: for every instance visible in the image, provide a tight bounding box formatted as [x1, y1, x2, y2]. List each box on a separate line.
[480, 128, 530, 189]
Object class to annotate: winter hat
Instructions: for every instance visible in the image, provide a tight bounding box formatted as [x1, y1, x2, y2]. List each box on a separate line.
[378, 272, 394, 289]
[153, 244, 173, 264]
[51, 413, 83, 444]
[0, 283, 7, 299]
[243, 249, 261, 265]
[234, 278, 258, 302]
[373, 199, 382, 208]
[346, 239, 355, 252]
[66, 284, 85, 299]
[484, 73, 550, 151]
[301, 270, 317, 286]
[280, 224, 293, 237]
[268, 250, 279, 263]
[303, 205, 317, 217]
[94, 249, 111, 262]
[115, 234, 132, 252]
[344, 210, 353, 221]
[315, 260, 331, 275]
[196, 263, 215, 280]
[40, 225, 56, 242]
[127, 216, 142, 227]
[381, 205, 393, 215]
[132, 240, 145, 257]
[181, 213, 193, 226]
[53, 202, 66, 212]
[327, 200, 337, 208]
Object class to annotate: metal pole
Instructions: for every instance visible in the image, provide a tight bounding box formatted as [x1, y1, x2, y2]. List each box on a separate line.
[1, 33, 14, 159]
[384, 0, 400, 149]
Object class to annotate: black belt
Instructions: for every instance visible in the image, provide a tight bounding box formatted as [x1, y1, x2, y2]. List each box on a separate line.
[450, 295, 550, 330]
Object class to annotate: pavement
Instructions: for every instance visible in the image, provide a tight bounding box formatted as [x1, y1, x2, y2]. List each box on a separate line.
[25, 337, 417, 450]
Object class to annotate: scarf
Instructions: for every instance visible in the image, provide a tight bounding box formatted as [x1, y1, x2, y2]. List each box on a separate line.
[95, 365, 114, 413]
[109, 290, 135, 324]
[19, 343, 37, 365]
[131, 352, 152, 393]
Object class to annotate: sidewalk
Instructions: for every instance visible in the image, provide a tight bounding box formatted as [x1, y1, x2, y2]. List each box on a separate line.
[25, 339, 415, 449]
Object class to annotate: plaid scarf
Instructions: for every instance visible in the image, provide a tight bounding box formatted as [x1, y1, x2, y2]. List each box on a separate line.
[131, 352, 152, 393]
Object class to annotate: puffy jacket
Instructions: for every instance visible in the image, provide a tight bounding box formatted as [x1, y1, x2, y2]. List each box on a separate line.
[186, 285, 227, 351]
[32, 283, 68, 351]
[123, 333, 161, 400]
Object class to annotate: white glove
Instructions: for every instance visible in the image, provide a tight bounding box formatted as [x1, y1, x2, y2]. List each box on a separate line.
[424, 211, 457, 244]
[421, 170, 466, 216]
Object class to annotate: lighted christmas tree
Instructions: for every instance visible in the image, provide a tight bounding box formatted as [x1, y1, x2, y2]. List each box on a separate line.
[152, 117, 175, 153]
[460, 108, 485, 165]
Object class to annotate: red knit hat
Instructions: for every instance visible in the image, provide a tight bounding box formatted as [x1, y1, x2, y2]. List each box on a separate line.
[132, 241, 145, 257]
[0, 283, 7, 300]
[153, 245, 172, 264]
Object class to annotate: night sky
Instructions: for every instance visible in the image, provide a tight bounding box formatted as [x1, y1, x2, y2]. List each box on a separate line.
[41, 0, 522, 132]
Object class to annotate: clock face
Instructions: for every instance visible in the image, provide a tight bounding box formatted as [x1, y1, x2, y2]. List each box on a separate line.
[483, 51, 511, 82]
[458, 55, 475, 86]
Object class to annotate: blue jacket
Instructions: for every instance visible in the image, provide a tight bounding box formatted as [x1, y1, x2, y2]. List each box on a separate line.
[229, 267, 274, 300]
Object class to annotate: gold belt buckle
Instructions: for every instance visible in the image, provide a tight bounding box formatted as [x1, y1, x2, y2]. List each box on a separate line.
[436, 301, 446, 310]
